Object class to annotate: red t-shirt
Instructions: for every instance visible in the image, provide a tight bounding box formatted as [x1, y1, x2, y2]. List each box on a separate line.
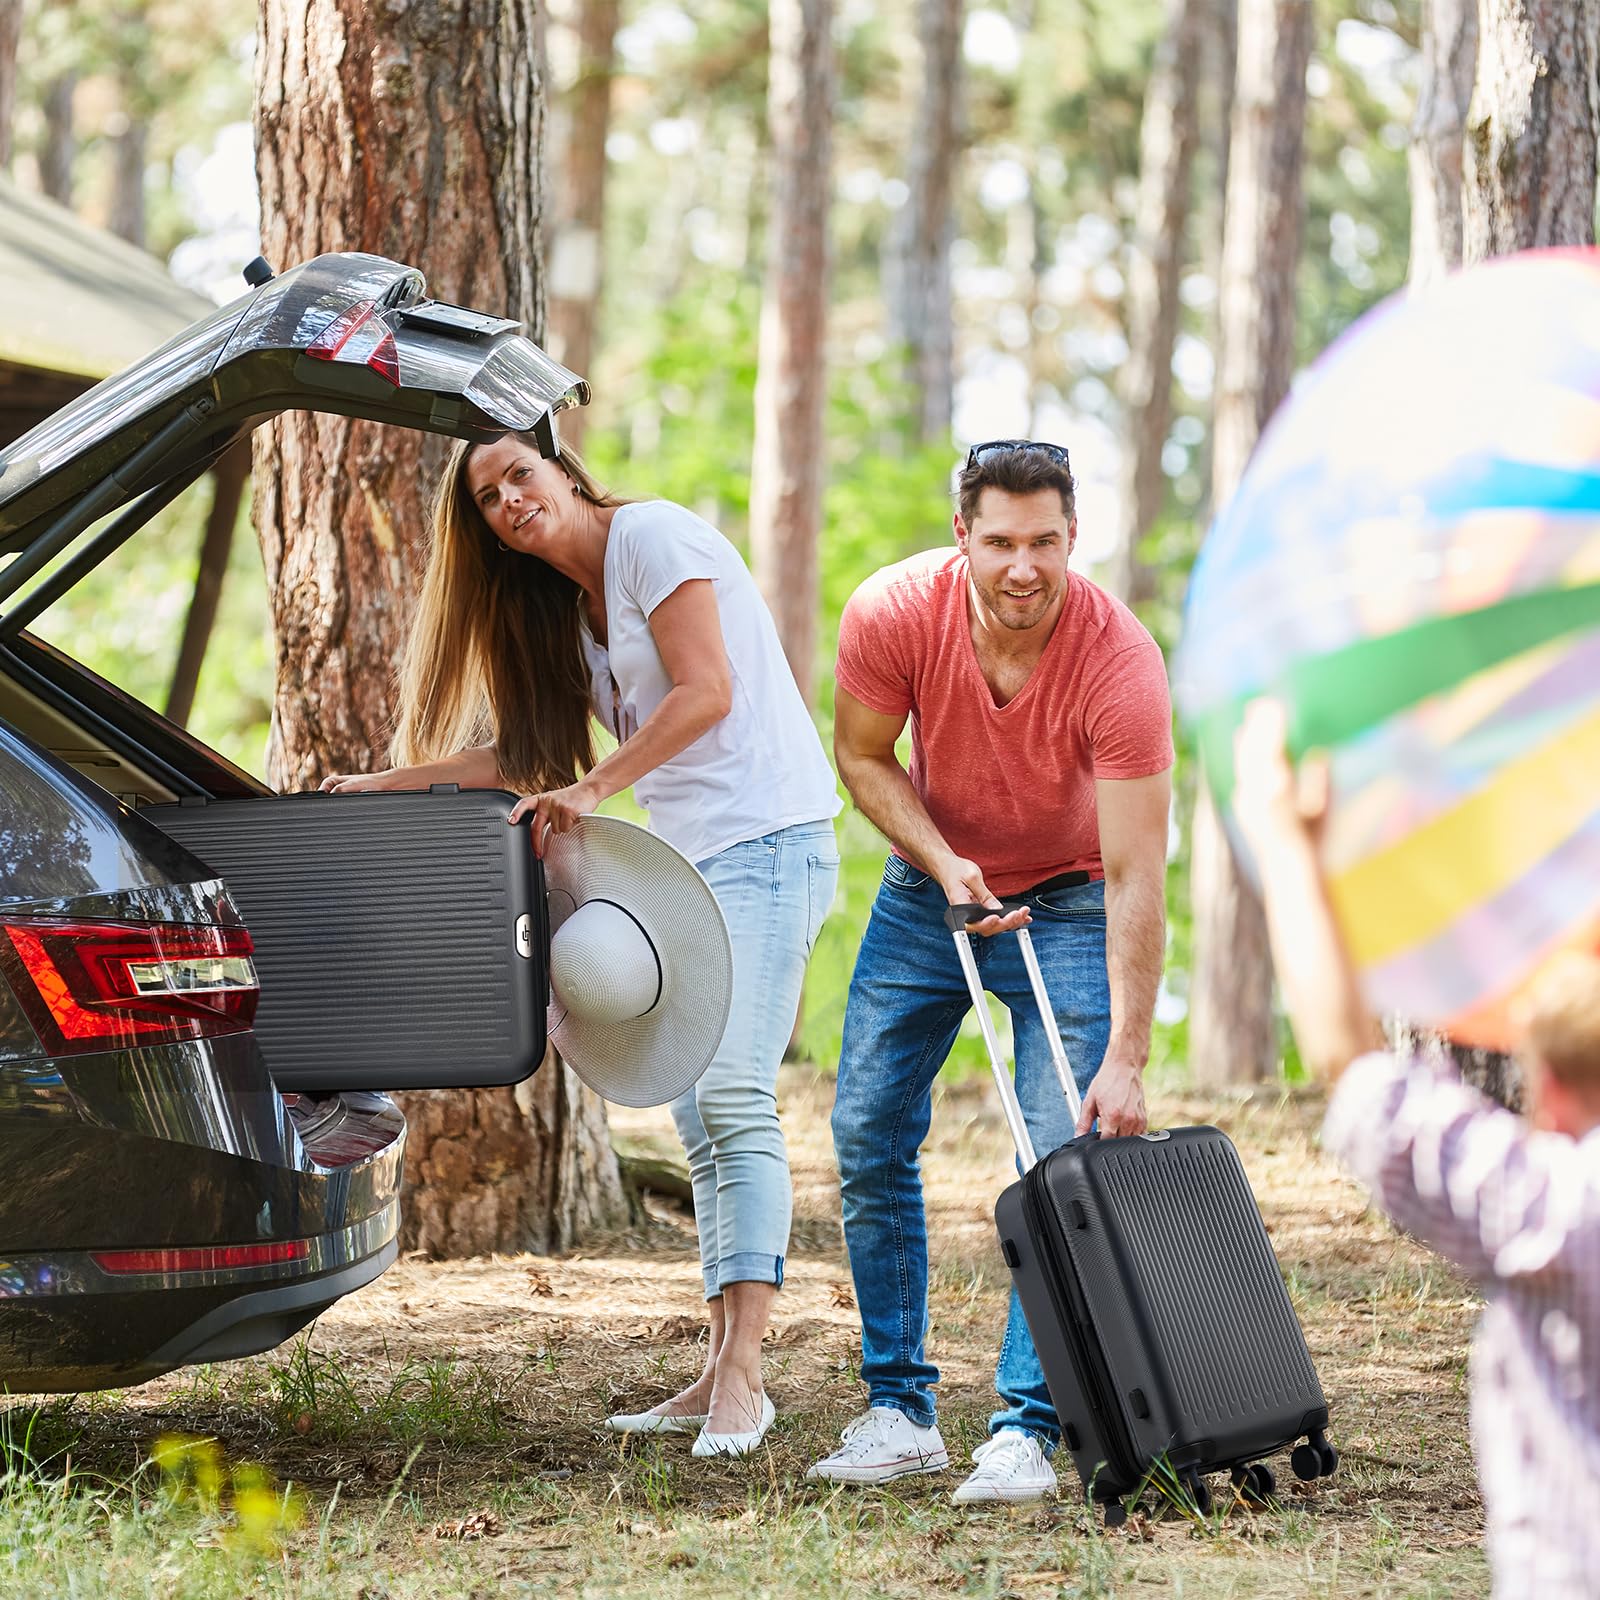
[835, 549, 1173, 896]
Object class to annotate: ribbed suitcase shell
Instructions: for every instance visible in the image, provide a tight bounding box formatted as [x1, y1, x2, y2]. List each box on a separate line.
[148, 788, 547, 1093]
[996, 1124, 1328, 1503]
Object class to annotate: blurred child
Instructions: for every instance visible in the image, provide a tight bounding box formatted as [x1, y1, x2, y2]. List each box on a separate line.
[1231, 699, 1600, 1599]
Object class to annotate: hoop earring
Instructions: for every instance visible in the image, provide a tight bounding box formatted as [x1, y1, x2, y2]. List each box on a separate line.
[496, 538, 510, 552]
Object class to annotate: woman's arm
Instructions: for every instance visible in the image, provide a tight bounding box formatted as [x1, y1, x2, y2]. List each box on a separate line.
[320, 743, 502, 794]
[508, 579, 732, 845]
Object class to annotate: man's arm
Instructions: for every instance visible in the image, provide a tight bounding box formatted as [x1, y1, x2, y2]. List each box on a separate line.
[1079, 769, 1170, 1136]
[833, 686, 1028, 934]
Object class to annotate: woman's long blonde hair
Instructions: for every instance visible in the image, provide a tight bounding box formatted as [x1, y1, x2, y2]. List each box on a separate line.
[391, 430, 628, 793]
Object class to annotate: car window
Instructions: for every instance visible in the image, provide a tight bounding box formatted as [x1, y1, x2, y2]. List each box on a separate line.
[9, 480, 273, 782]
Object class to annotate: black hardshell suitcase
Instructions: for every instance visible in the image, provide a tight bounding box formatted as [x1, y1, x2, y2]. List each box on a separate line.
[945, 904, 1337, 1523]
[149, 786, 548, 1094]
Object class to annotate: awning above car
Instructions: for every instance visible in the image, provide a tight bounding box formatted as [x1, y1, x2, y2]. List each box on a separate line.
[0, 175, 214, 385]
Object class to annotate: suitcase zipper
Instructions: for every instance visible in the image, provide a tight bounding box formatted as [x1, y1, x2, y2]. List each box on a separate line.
[1023, 1158, 1146, 1491]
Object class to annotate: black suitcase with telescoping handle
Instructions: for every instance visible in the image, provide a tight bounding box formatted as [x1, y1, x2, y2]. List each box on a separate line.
[944, 902, 1338, 1525]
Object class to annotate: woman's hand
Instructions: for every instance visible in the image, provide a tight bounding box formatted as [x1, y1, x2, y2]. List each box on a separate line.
[509, 780, 602, 853]
[319, 768, 422, 794]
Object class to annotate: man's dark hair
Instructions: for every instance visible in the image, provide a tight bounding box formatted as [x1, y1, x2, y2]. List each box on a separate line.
[956, 443, 1076, 526]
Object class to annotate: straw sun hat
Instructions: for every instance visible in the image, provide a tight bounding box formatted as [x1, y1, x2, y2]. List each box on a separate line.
[542, 815, 733, 1108]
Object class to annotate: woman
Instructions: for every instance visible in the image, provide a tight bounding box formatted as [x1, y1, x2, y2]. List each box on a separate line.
[323, 432, 840, 1457]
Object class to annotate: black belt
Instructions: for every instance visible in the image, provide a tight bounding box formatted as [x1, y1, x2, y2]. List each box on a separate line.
[1017, 868, 1093, 898]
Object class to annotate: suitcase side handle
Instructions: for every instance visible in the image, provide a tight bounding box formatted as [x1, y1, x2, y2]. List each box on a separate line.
[947, 917, 1086, 1171]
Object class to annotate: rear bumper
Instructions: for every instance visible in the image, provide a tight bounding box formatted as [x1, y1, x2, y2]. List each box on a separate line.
[0, 1200, 399, 1394]
[146, 1234, 399, 1371]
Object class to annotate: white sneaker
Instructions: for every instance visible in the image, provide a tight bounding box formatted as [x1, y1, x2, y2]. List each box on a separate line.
[951, 1429, 1057, 1505]
[805, 1406, 950, 1485]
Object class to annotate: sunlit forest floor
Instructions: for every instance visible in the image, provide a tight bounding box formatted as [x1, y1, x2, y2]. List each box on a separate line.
[1, 1066, 1487, 1598]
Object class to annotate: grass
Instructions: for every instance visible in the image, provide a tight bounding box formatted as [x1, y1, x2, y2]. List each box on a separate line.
[0, 1068, 1490, 1598]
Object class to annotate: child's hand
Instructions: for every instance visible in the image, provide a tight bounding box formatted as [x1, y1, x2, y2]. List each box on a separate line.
[1231, 699, 1330, 862]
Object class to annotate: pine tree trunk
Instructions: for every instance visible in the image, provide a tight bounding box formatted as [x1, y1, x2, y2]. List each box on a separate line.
[40, 72, 75, 205]
[885, 0, 963, 446]
[1188, 0, 1312, 1089]
[1405, 0, 1598, 1110]
[0, 0, 22, 173]
[1207, 0, 1238, 228]
[748, 0, 833, 702]
[253, 0, 622, 1257]
[166, 443, 249, 729]
[1107, 0, 1204, 606]
[545, 0, 618, 452]
[1464, 0, 1600, 263]
[1408, 0, 1478, 286]
[108, 117, 147, 249]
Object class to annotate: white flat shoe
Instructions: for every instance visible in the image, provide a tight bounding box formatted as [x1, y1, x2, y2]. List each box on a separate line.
[603, 1407, 709, 1435]
[691, 1393, 776, 1458]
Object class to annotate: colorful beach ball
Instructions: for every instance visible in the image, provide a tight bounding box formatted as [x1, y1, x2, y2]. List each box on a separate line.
[1177, 248, 1600, 1049]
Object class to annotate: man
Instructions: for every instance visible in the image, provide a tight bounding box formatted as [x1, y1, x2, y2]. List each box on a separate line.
[808, 440, 1173, 1504]
[1231, 699, 1600, 1599]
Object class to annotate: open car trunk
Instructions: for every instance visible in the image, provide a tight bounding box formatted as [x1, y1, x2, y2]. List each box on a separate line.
[0, 250, 581, 1098]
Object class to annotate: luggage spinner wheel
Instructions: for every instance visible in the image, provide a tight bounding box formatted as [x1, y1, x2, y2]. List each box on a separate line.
[1230, 1462, 1277, 1506]
[1290, 1429, 1339, 1482]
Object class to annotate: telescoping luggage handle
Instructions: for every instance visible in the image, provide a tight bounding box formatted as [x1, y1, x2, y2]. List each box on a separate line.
[944, 902, 1084, 1172]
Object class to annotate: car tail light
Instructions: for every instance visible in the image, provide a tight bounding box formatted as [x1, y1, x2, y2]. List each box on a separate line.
[92, 1240, 310, 1275]
[0, 916, 259, 1055]
[306, 298, 401, 384]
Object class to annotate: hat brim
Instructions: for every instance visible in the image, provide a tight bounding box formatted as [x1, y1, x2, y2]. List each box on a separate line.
[543, 816, 732, 1107]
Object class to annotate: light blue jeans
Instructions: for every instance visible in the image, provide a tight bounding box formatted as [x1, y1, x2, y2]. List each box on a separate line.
[832, 853, 1112, 1449]
[670, 819, 839, 1299]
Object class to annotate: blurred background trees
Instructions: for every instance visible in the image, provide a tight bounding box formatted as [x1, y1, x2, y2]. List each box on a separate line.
[11, 0, 1589, 1110]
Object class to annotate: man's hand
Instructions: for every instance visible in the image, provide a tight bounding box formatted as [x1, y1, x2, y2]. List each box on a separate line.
[935, 855, 1031, 935]
[510, 780, 601, 853]
[1078, 1054, 1148, 1137]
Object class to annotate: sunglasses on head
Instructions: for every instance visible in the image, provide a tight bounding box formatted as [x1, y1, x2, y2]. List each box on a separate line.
[963, 439, 1071, 472]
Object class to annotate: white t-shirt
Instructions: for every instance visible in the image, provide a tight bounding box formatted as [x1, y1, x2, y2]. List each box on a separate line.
[577, 500, 841, 864]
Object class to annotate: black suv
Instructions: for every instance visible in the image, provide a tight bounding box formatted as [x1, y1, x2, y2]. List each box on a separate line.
[0, 253, 585, 1393]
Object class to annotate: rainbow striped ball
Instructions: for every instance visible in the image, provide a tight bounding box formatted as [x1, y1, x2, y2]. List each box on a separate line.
[1178, 249, 1600, 1048]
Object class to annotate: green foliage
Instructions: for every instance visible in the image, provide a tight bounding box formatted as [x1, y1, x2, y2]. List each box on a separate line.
[26, 484, 273, 780]
[15, 0, 257, 257]
[12, 0, 1426, 1089]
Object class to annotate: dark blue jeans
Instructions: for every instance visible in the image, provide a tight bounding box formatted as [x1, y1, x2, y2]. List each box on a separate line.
[832, 853, 1112, 1447]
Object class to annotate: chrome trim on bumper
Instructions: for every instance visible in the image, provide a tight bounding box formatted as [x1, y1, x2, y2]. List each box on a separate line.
[0, 1200, 399, 1297]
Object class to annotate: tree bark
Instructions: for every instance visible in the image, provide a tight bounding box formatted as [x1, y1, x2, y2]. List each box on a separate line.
[0, 0, 21, 173]
[40, 72, 75, 205]
[1107, 0, 1204, 606]
[166, 443, 249, 729]
[1408, 0, 1478, 286]
[108, 116, 147, 250]
[1188, 0, 1312, 1089]
[748, 0, 833, 702]
[1404, 0, 1598, 1111]
[254, 0, 622, 1257]
[545, 0, 618, 452]
[885, 0, 963, 446]
[1464, 0, 1600, 263]
[1208, 0, 1238, 229]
